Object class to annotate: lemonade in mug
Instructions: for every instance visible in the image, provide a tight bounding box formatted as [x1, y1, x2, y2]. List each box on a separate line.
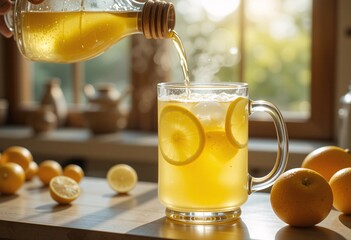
[158, 82, 288, 224]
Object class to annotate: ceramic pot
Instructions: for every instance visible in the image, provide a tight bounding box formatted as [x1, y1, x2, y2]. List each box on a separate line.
[27, 105, 58, 133]
[41, 78, 67, 126]
[84, 106, 128, 134]
[84, 83, 131, 110]
[0, 99, 8, 126]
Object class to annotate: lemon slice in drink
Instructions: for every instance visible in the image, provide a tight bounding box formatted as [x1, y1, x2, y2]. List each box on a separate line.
[107, 164, 138, 193]
[205, 130, 239, 161]
[49, 176, 81, 205]
[159, 105, 205, 166]
[225, 97, 249, 148]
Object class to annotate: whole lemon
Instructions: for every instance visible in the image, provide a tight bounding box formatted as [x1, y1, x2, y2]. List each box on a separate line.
[1, 146, 33, 171]
[38, 160, 62, 186]
[25, 161, 39, 181]
[63, 164, 84, 183]
[301, 146, 351, 181]
[0, 162, 25, 194]
[270, 168, 333, 227]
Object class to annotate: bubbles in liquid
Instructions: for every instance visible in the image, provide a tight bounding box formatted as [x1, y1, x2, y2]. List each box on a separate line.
[191, 101, 226, 128]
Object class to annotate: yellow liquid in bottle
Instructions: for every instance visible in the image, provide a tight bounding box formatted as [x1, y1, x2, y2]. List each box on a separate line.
[20, 11, 139, 63]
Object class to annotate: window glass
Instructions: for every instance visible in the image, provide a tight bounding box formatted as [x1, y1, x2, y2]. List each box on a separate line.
[32, 38, 130, 103]
[84, 38, 130, 100]
[32, 0, 312, 119]
[170, 0, 311, 118]
[245, 0, 312, 118]
[170, 0, 241, 83]
[32, 63, 71, 102]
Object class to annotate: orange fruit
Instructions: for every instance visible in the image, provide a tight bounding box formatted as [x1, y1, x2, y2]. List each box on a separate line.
[107, 164, 138, 193]
[301, 146, 351, 181]
[49, 176, 81, 204]
[63, 164, 84, 183]
[270, 168, 333, 227]
[37, 160, 63, 186]
[0, 162, 25, 194]
[329, 167, 351, 214]
[25, 161, 39, 181]
[1, 146, 33, 171]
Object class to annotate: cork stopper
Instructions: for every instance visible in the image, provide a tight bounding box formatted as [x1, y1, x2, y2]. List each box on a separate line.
[140, 0, 176, 39]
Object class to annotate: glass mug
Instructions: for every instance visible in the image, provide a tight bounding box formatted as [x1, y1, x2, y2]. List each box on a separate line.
[157, 82, 289, 224]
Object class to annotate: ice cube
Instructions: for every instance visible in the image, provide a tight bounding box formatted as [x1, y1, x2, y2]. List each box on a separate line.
[191, 101, 226, 128]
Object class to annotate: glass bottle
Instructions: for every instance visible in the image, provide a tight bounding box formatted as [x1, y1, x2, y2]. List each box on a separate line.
[4, 0, 176, 63]
[338, 83, 351, 149]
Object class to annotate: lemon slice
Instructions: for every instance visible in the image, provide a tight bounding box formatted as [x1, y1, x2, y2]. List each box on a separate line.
[107, 164, 138, 193]
[225, 97, 249, 148]
[159, 105, 205, 165]
[49, 176, 81, 205]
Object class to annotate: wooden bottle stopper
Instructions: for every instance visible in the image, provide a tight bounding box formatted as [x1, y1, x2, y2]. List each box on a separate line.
[140, 0, 176, 39]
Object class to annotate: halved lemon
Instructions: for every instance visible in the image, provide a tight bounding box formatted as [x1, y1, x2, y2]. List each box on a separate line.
[49, 176, 81, 204]
[107, 164, 138, 194]
[225, 97, 249, 148]
[159, 105, 205, 166]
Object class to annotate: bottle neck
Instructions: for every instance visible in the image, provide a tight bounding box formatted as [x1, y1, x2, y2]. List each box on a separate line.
[138, 0, 176, 39]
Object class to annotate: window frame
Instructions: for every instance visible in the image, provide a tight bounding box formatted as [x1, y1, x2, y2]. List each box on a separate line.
[0, 0, 336, 140]
[243, 0, 336, 140]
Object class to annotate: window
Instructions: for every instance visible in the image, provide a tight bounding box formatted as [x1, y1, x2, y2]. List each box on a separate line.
[1, 0, 336, 140]
[245, 0, 335, 140]
[32, 38, 131, 104]
[169, 0, 335, 139]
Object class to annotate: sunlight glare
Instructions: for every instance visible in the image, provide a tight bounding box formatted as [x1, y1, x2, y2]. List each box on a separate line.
[201, 0, 240, 21]
[247, 0, 278, 21]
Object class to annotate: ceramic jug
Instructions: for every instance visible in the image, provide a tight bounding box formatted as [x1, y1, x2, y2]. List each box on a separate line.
[83, 83, 131, 134]
[40, 78, 68, 126]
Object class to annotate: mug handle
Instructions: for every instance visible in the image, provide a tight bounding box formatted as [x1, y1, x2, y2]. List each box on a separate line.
[248, 100, 289, 194]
